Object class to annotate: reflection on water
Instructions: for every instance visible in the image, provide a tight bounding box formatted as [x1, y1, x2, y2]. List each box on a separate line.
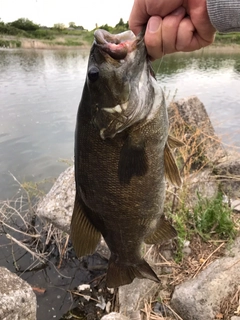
[0, 48, 240, 199]
[0, 48, 89, 199]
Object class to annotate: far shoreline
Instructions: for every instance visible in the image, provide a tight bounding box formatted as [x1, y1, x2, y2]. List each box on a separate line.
[1, 35, 240, 53]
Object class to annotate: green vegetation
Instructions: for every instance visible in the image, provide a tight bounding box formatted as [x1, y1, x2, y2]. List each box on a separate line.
[10, 18, 39, 31]
[215, 32, 240, 45]
[0, 17, 129, 48]
[1, 17, 240, 49]
[171, 192, 237, 262]
[0, 38, 21, 48]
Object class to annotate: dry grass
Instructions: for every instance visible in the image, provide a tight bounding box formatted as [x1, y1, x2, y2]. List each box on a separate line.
[0, 174, 70, 273]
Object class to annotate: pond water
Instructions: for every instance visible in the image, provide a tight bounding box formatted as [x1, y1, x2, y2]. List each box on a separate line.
[0, 47, 240, 319]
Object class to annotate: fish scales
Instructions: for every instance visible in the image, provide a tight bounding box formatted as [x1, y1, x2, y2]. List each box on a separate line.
[71, 29, 181, 288]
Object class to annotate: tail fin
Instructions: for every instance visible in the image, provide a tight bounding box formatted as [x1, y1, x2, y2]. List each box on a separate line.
[106, 256, 160, 288]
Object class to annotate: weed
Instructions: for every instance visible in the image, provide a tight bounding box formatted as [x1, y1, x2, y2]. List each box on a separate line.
[192, 192, 236, 240]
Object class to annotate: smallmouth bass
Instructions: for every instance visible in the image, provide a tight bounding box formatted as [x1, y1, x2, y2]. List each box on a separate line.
[71, 29, 182, 288]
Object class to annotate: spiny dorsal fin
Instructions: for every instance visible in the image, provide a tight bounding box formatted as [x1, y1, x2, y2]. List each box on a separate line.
[168, 134, 185, 148]
[118, 136, 148, 185]
[164, 142, 182, 187]
[144, 216, 177, 245]
[71, 196, 101, 257]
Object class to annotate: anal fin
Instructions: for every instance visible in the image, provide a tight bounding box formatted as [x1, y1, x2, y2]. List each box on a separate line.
[164, 142, 182, 187]
[144, 216, 177, 245]
[106, 256, 160, 288]
[70, 195, 101, 258]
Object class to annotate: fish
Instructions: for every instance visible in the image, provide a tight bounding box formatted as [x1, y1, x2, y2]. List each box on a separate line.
[71, 29, 182, 288]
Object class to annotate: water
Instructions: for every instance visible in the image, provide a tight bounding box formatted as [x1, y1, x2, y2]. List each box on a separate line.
[0, 47, 240, 319]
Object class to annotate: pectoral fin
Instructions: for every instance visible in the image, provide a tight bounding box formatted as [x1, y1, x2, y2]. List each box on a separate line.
[168, 135, 184, 148]
[71, 195, 101, 257]
[118, 136, 148, 185]
[144, 216, 177, 245]
[164, 142, 182, 187]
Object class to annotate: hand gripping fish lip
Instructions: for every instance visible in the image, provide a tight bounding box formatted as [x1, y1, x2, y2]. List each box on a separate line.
[94, 29, 141, 60]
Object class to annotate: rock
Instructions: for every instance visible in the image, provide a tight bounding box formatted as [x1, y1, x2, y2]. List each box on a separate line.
[231, 199, 240, 213]
[101, 312, 129, 320]
[171, 237, 240, 320]
[186, 168, 219, 206]
[119, 278, 160, 317]
[0, 267, 37, 320]
[214, 158, 240, 199]
[37, 165, 74, 233]
[168, 96, 226, 164]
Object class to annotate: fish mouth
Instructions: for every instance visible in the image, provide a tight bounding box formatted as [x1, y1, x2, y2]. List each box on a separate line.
[94, 29, 140, 60]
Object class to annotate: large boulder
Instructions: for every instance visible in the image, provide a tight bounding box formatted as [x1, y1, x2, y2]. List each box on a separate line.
[37, 165, 74, 233]
[171, 237, 240, 320]
[0, 267, 37, 320]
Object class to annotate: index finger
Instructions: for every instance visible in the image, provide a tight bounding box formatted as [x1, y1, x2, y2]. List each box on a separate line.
[129, 0, 183, 35]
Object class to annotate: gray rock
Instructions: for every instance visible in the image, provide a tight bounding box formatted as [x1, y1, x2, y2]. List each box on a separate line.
[101, 312, 129, 320]
[171, 237, 240, 320]
[119, 278, 160, 316]
[214, 158, 240, 199]
[0, 267, 37, 320]
[187, 168, 219, 205]
[231, 199, 240, 212]
[37, 165, 74, 233]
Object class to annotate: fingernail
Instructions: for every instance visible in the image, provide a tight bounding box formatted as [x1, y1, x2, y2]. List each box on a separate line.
[172, 6, 185, 16]
[148, 16, 161, 33]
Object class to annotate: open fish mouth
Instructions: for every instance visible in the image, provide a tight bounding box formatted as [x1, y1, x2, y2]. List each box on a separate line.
[94, 29, 140, 60]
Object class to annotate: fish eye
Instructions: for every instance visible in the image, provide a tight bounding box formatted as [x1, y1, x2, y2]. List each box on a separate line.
[88, 66, 99, 82]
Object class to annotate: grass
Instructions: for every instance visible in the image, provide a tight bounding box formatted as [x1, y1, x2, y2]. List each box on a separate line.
[0, 39, 21, 48]
[215, 32, 240, 45]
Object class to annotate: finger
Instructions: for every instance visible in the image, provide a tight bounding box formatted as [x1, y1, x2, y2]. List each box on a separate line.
[161, 6, 186, 54]
[176, 17, 214, 52]
[129, 0, 183, 36]
[144, 16, 163, 60]
[183, 0, 216, 43]
[176, 17, 199, 51]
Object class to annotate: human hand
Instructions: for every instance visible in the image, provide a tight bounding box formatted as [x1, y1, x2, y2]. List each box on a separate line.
[129, 0, 216, 59]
